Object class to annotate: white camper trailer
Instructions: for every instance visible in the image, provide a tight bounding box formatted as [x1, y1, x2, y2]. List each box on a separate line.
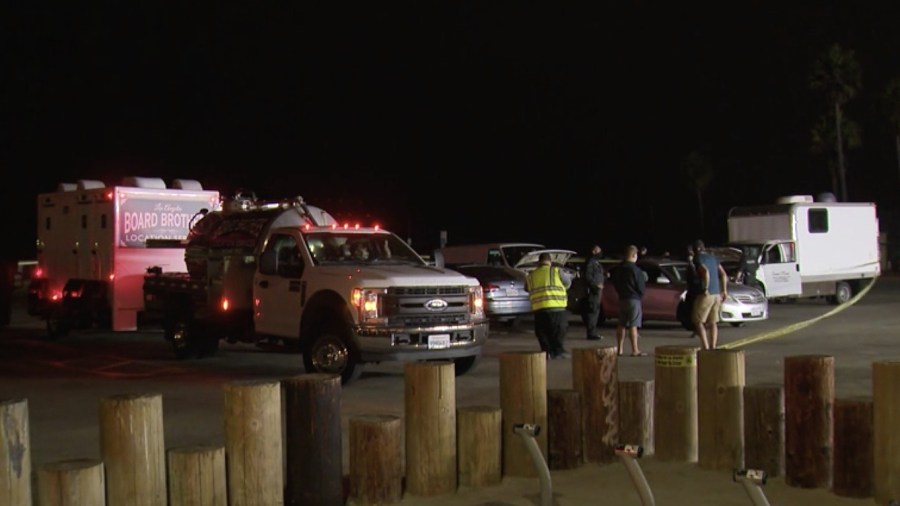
[727, 195, 880, 303]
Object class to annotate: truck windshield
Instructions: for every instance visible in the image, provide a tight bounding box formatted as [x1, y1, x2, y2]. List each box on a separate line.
[304, 231, 425, 265]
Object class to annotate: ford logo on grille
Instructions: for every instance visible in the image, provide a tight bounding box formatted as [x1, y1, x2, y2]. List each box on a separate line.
[424, 299, 448, 311]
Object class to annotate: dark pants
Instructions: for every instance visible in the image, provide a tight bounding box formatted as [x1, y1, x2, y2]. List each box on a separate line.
[580, 289, 602, 337]
[534, 309, 568, 357]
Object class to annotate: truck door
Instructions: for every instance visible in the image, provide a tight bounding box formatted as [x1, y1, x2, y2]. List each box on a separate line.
[254, 232, 305, 337]
[757, 241, 801, 297]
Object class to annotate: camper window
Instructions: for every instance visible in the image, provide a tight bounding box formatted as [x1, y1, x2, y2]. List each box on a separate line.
[808, 209, 829, 233]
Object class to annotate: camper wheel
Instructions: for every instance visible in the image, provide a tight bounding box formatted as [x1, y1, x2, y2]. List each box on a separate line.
[829, 281, 852, 305]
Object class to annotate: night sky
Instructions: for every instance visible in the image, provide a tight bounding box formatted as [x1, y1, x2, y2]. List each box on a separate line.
[6, 4, 900, 261]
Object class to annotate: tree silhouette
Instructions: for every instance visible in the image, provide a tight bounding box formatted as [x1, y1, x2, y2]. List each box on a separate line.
[809, 43, 862, 201]
[884, 77, 900, 187]
[810, 114, 862, 196]
[681, 150, 714, 236]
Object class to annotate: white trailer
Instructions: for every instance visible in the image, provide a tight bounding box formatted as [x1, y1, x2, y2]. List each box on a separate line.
[727, 195, 880, 303]
[30, 177, 220, 331]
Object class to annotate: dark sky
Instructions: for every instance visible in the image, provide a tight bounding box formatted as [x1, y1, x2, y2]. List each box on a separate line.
[5, 4, 900, 260]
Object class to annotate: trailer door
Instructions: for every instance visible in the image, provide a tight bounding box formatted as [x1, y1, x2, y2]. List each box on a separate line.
[757, 241, 801, 297]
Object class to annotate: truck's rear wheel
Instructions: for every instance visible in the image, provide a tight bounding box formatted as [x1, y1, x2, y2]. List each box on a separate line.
[303, 332, 363, 384]
[46, 315, 71, 340]
[828, 281, 852, 305]
[168, 319, 200, 360]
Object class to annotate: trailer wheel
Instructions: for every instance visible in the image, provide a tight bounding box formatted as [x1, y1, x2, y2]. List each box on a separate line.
[453, 354, 481, 376]
[167, 318, 201, 360]
[303, 331, 363, 384]
[46, 315, 71, 340]
[828, 281, 852, 305]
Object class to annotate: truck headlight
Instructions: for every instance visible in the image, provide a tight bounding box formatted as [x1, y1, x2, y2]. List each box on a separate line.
[469, 285, 485, 318]
[352, 287, 384, 321]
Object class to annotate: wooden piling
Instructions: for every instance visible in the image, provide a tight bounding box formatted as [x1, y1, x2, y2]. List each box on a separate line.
[653, 345, 699, 462]
[36, 459, 104, 506]
[223, 380, 284, 506]
[404, 361, 457, 496]
[283, 374, 343, 506]
[698, 349, 745, 471]
[547, 389, 583, 469]
[873, 361, 900, 504]
[167, 446, 226, 506]
[743, 383, 785, 477]
[499, 351, 547, 477]
[833, 397, 873, 498]
[349, 415, 403, 505]
[618, 380, 654, 456]
[457, 406, 502, 487]
[0, 398, 31, 506]
[99, 393, 166, 506]
[784, 354, 834, 489]
[572, 346, 619, 463]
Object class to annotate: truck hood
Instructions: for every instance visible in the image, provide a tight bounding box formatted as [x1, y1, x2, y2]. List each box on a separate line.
[318, 264, 480, 287]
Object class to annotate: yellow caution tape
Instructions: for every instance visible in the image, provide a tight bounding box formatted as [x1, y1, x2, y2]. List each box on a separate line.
[719, 277, 878, 350]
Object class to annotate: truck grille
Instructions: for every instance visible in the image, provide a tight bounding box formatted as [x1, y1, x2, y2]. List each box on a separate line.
[382, 285, 471, 326]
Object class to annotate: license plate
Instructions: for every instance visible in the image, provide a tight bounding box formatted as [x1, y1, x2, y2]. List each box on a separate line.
[428, 334, 451, 349]
[506, 288, 518, 296]
[751, 310, 762, 317]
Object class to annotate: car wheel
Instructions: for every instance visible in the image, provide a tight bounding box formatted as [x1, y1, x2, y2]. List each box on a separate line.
[303, 330, 363, 384]
[828, 281, 852, 305]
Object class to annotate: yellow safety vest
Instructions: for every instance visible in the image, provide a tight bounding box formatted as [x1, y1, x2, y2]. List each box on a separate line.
[527, 265, 568, 311]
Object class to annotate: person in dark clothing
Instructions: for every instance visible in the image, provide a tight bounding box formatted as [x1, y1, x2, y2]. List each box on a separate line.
[580, 244, 606, 340]
[611, 245, 646, 356]
[679, 242, 704, 332]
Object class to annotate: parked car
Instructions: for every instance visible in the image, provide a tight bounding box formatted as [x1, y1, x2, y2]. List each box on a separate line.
[599, 257, 768, 328]
[450, 264, 532, 325]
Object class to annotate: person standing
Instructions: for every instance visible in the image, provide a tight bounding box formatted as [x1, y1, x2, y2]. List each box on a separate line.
[691, 239, 729, 349]
[611, 245, 646, 356]
[525, 252, 572, 359]
[581, 244, 606, 340]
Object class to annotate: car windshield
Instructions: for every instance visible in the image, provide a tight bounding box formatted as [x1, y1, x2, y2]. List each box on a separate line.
[304, 231, 424, 265]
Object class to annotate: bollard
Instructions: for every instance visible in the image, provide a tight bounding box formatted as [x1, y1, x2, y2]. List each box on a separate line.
[874, 361, 900, 504]
[547, 389, 583, 470]
[833, 396, 873, 498]
[499, 351, 547, 477]
[784, 355, 834, 489]
[653, 346, 699, 462]
[283, 374, 343, 506]
[166, 446, 226, 506]
[99, 393, 166, 506]
[36, 459, 104, 506]
[513, 424, 551, 506]
[0, 398, 31, 506]
[619, 380, 654, 457]
[223, 380, 283, 506]
[698, 349, 745, 471]
[349, 415, 402, 505]
[743, 383, 784, 477]
[404, 361, 457, 496]
[572, 346, 619, 463]
[457, 406, 502, 487]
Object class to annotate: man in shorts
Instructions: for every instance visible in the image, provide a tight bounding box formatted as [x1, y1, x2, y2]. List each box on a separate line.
[611, 245, 646, 356]
[691, 239, 729, 349]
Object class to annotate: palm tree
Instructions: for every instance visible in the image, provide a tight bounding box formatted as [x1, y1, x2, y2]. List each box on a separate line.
[884, 77, 900, 186]
[810, 114, 862, 195]
[809, 43, 862, 201]
[681, 150, 714, 236]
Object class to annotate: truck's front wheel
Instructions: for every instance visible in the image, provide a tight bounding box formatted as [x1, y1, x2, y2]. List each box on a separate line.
[303, 332, 363, 384]
[453, 354, 481, 376]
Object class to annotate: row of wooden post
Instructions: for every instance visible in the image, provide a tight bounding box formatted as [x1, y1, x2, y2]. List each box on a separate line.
[2, 350, 900, 505]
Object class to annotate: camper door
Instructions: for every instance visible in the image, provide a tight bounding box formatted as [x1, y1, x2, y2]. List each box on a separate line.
[757, 241, 801, 297]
